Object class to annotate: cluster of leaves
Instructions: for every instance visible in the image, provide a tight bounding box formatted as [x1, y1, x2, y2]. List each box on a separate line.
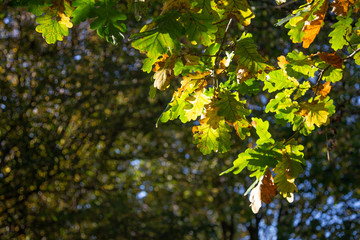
[12, 0, 360, 213]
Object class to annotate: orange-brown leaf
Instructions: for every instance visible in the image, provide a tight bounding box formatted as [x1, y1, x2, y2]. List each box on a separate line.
[260, 168, 277, 204]
[216, 58, 227, 74]
[319, 52, 343, 68]
[331, 0, 354, 16]
[318, 82, 331, 97]
[153, 54, 170, 72]
[301, 1, 328, 48]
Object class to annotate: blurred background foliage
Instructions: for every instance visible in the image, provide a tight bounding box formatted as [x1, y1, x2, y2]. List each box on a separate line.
[0, 1, 359, 239]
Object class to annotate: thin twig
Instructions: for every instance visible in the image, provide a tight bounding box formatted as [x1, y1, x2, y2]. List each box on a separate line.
[282, 119, 306, 146]
[325, 126, 330, 162]
[213, 18, 233, 88]
[344, 36, 356, 51]
[312, 65, 331, 101]
[344, 47, 360, 61]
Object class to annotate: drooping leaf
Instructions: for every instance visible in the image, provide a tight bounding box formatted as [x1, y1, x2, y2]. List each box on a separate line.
[301, 0, 328, 48]
[274, 154, 304, 202]
[260, 168, 277, 204]
[153, 68, 174, 91]
[249, 178, 262, 214]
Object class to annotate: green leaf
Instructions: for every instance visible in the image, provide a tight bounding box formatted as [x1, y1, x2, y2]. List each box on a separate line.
[329, 15, 353, 51]
[132, 31, 176, 58]
[215, 90, 251, 123]
[233, 118, 251, 140]
[72, 0, 95, 24]
[274, 154, 304, 199]
[233, 78, 262, 96]
[193, 119, 232, 155]
[322, 66, 343, 83]
[184, 89, 211, 121]
[173, 58, 184, 76]
[183, 12, 217, 46]
[35, 14, 69, 44]
[286, 50, 317, 79]
[89, 0, 127, 45]
[251, 118, 275, 145]
[263, 69, 297, 93]
[142, 57, 158, 73]
[299, 98, 332, 129]
[243, 178, 259, 196]
[236, 33, 270, 74]
[285, 16, 306, 43]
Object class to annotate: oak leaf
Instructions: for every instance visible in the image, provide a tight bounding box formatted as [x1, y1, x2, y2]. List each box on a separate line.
[274, 156, 303, 202]
[331, 0, 354, 16]
[299, 100, 330, 128]
[249, 168, 277, 213]
[153, 54, 170, 72]
[260, 168, 277, 204]
[153, 68, 174, 90]
[277, 55, 289, 69]
[318, 52, 343, 68]
[161, 0, 191, 14]
[301, 0, 328, 48]
[318, 82, 332, 98]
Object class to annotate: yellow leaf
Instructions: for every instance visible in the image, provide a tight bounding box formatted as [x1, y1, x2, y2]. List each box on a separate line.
[202, 103, 220, 129]
[299, 100, 330, 128]
[184, 89, 211, 121]
[301, 1, 328, 48]
[277, 55, 289, 69]
[59, 13, 73, 28]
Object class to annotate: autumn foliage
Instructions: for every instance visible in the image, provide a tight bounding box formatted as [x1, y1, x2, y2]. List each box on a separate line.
[11, 0, 360, 213]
